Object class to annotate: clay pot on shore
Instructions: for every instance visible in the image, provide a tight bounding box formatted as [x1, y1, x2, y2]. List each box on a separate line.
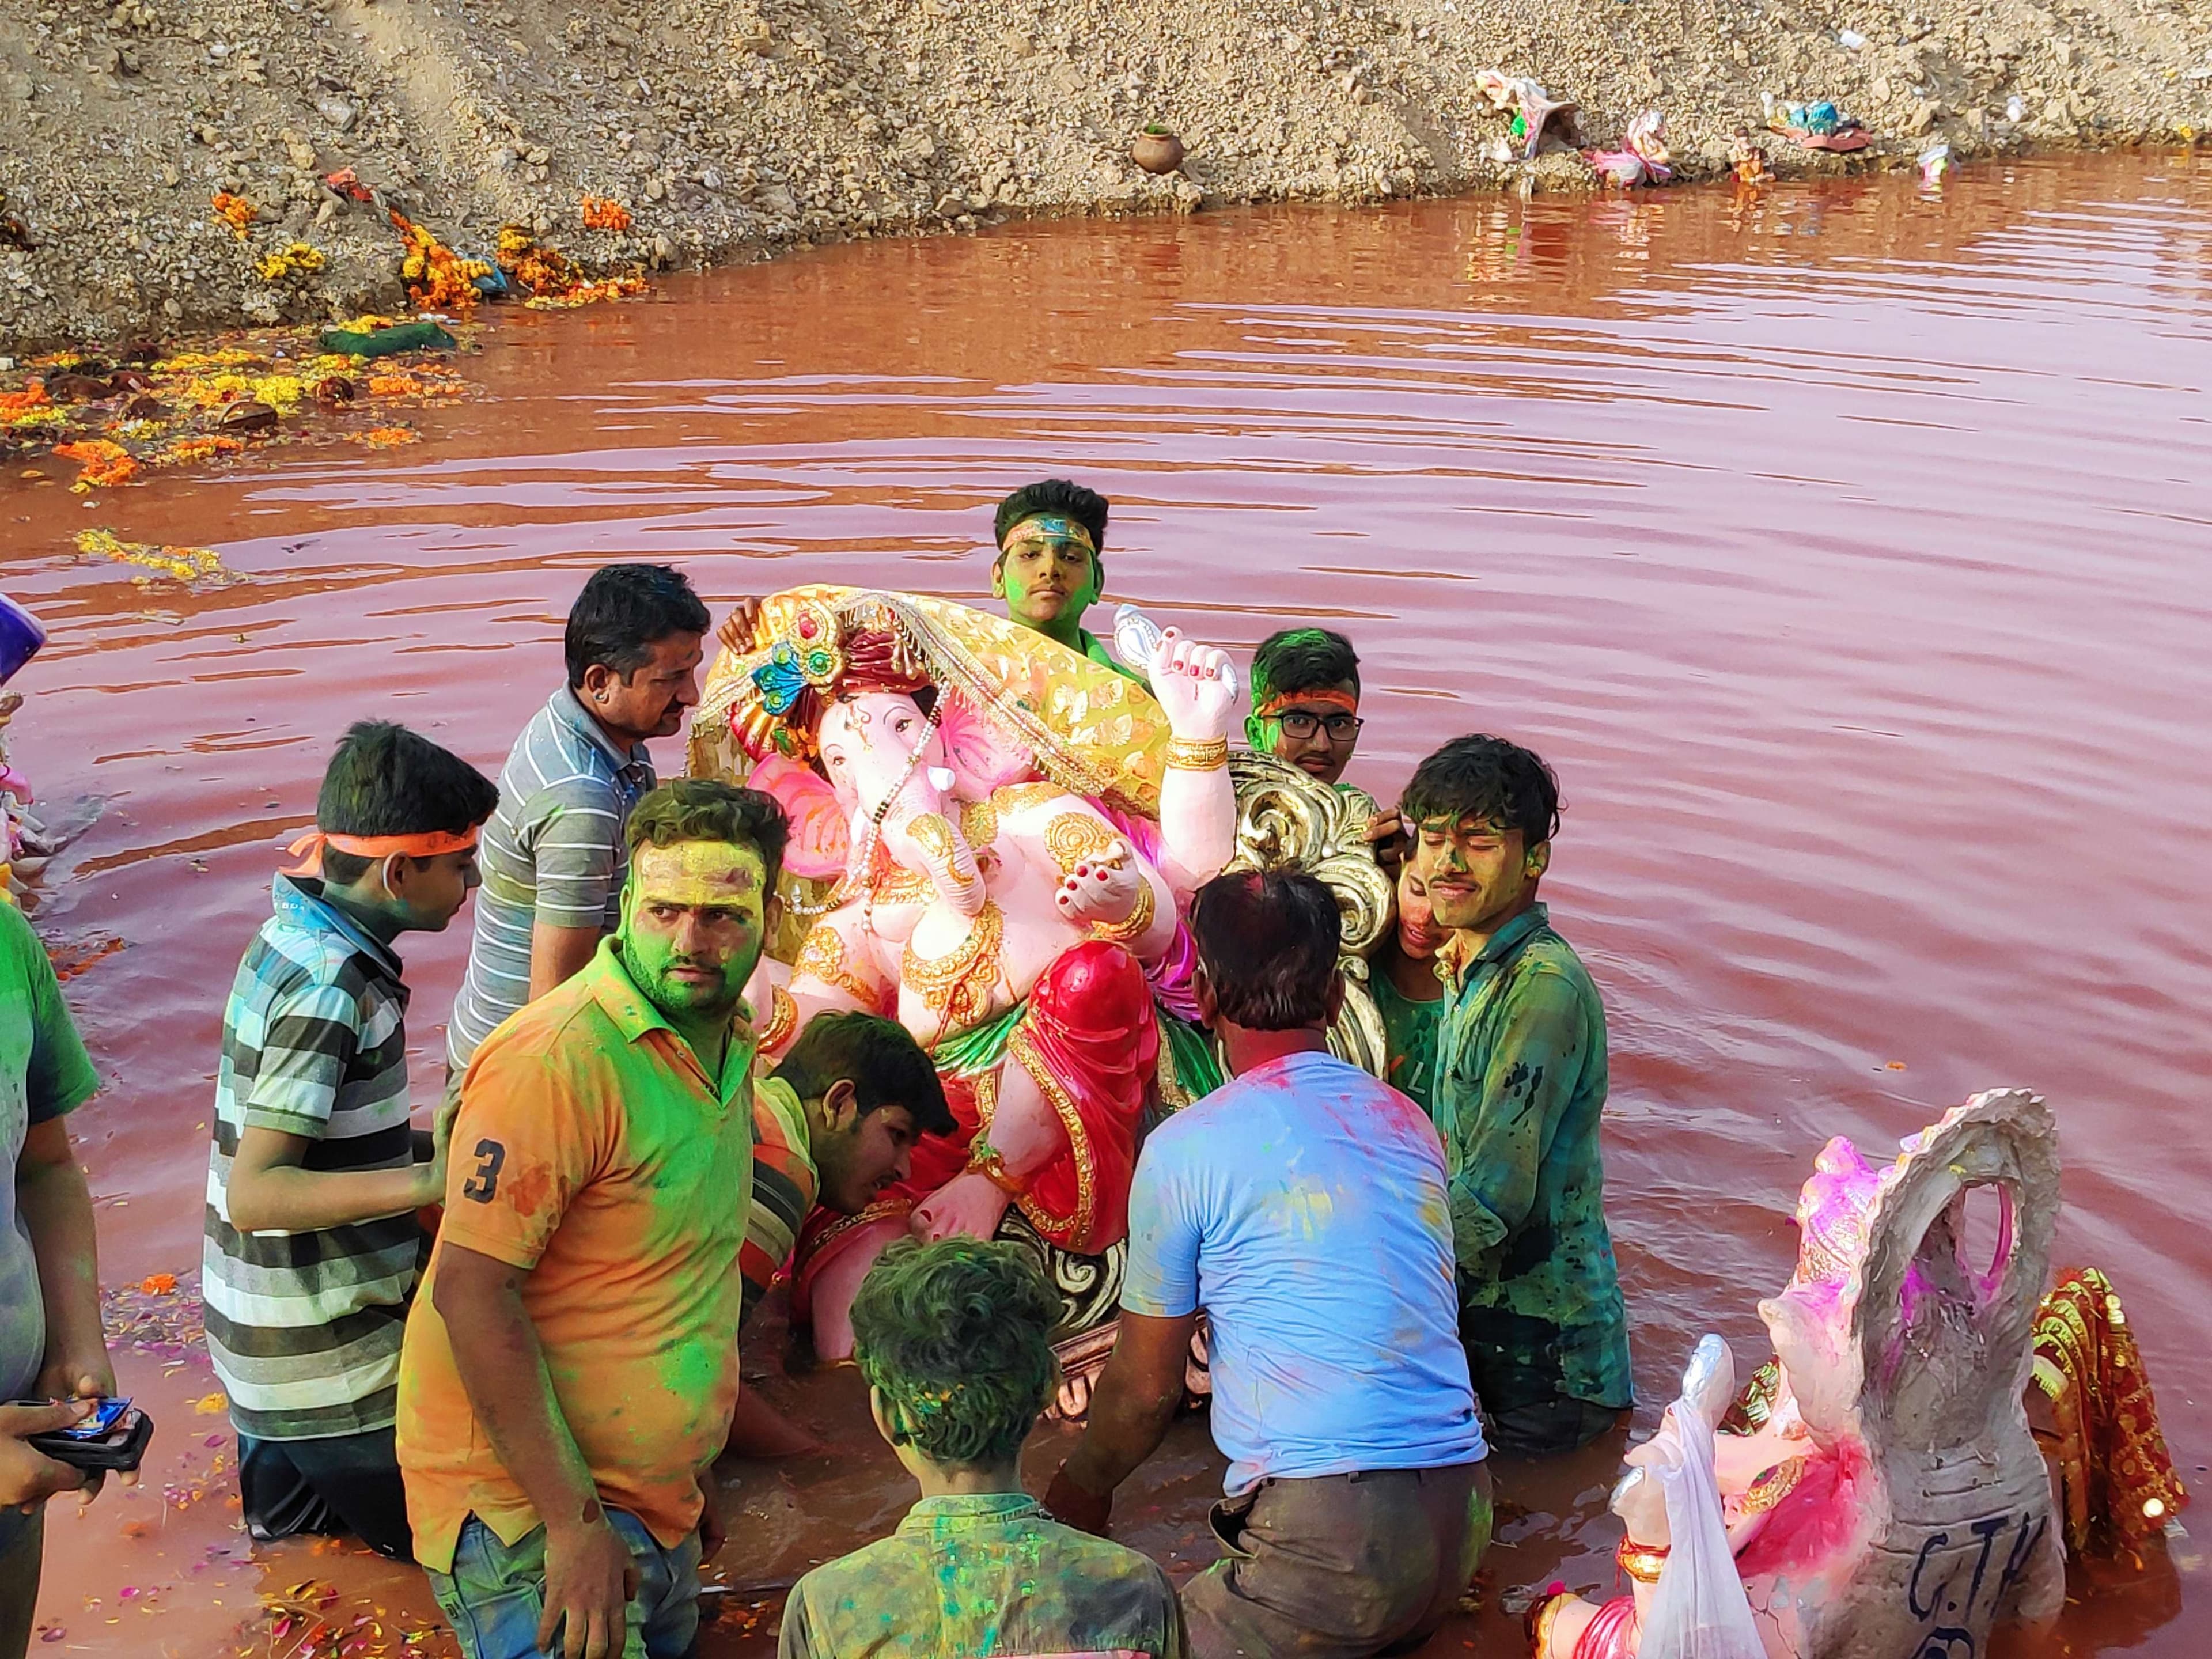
[312, 376, 358, 405]
[1132, 126, 1185, 175]
[220, 399, 279, 433]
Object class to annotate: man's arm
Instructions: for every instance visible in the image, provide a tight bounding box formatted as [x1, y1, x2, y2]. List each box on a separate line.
[529, 922, 604, 1001]
[1046, 1309, 1198, 1533]
[226, 1125, 442, 1235]
[433, 1243, 637, 1659]
[1444, 969, 1594, 1275]
[17, 1118, 111, 1403]
[525, 777, 632, 1000]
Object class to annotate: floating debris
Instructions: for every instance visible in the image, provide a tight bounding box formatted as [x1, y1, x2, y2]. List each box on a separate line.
[1918, 142, 1954, 187]
[1770, 99, 1872, 151]
[1475, 70, 1578, 160]
[75, 529, 239, 588]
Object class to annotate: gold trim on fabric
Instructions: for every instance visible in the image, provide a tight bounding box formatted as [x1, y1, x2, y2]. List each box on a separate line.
[1006, 1022, 1093, 1245]
[959, 797, 1000, 853]
[794, 924, 882, 1007]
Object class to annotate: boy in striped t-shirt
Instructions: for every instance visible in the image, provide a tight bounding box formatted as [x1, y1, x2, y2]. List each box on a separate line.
[204, 721, 495, 1559]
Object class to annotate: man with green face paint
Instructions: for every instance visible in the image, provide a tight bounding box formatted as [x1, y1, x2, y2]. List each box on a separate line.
[398, 780, 790, 1659]
[1403, 735, 1631, 1458]
[990, 478, 1143, 682]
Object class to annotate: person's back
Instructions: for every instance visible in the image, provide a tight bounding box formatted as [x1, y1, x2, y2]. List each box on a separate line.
[1132, 1048, 1477, 1491]
[780, 1238, 1181, 1659]
[1050, 870, 1487, 1659]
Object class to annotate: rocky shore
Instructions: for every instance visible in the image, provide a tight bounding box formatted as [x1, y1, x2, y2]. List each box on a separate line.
[3, 0, 2209, 349]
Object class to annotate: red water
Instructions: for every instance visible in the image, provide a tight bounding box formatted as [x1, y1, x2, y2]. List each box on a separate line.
[7, 151, 2209, 1656]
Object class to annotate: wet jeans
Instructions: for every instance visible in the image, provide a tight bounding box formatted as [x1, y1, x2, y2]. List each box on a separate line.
[425, 1509, 702, 1659]
[1181, 1459, 1493, 1659]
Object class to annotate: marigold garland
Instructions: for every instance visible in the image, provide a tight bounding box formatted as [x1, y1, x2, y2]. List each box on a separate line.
[255, 242, 326, 283]
[389, 209, 491, 310]
[75, 528, 237, 585]
[211, 192, 257, 238]
[353, 426, 419, 448]
[53, 440, 138, 491]
[580, 196, 633, 232]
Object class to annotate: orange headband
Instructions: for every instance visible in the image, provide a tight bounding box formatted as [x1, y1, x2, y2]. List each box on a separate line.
[285, 826, 480, 878]
[1256, 687, 1359, 719]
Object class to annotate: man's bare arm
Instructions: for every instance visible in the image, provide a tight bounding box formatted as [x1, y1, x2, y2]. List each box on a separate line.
[529, 922, 604, 1001]
[1046, 1308, 1198, 1533]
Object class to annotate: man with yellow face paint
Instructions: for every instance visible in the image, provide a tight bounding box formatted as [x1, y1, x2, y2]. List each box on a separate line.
[1404, 735, 1631, 1459]
[397, 780, 789, 1659]
[989, 479, 1143, 683]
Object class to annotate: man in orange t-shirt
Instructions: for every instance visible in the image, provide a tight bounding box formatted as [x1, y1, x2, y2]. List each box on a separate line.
[397, 781, 786, 1659]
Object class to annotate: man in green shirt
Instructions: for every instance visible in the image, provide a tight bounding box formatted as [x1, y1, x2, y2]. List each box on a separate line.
[1406, 734, 1631, 1456]
[779, 1237, 1181, 1658]
[1, 901, 120, 1659]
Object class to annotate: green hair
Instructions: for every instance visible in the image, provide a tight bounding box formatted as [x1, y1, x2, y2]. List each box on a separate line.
[1251, 627, 1360, 704]
[851, 1237, 1060, 1468]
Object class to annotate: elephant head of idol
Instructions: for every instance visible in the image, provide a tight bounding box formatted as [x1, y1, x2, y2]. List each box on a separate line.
[734, 607, 1035, 915]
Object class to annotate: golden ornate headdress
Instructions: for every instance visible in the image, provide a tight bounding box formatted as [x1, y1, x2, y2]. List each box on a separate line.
[689, 586, 1173, 817]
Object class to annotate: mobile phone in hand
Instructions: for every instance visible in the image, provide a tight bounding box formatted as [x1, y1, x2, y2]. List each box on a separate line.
[9, 1399, 154, 1472]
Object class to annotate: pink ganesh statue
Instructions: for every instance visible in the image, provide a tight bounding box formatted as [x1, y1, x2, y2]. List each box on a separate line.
[1534, 1088, 2066, 1659]
[690, 587, 1240, 1364]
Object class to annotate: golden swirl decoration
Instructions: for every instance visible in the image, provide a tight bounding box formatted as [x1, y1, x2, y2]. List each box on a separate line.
[757, 984, 800, 1052]
[904, 812, 974, 891]
[1044, 810, 1121, 876]
[902, 902, 1005, 1032]
[1222, 752, 1394, 1078]
[959, 797, 1000, 854]
[687, 586, 1173, 817]
[1735, 1455, 1808, 1519]
[793, 923, 884, 1009]
[990, 781, 1070, 817]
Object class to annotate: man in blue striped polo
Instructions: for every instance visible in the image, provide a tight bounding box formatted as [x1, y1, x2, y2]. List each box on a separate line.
[446, 564, 710, 1080]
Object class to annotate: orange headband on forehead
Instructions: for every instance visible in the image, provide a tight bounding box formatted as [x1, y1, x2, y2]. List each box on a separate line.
[1256, 687, 1360, 719]
[285, 826, 480, 878]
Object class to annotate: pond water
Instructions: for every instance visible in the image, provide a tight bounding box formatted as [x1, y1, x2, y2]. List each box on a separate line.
[6, 151, 2209, 1656]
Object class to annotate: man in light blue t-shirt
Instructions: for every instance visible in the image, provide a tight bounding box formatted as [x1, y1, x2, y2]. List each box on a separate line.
[1048, 869, 1490, 1659]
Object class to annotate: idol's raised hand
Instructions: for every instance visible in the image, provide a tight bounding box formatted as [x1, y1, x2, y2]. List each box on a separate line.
[1147, 627, 1238, 741]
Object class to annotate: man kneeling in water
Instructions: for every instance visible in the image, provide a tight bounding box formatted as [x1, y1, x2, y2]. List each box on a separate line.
[779, 1238, 1183, 1658]
[1048, 869, 1490, 1659]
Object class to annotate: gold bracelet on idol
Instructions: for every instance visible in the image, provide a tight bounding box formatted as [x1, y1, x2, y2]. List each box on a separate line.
[1164, 736, 1229, 772]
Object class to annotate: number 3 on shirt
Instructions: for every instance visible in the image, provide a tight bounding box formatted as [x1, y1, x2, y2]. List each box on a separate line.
[462, 1138, 505, 1203]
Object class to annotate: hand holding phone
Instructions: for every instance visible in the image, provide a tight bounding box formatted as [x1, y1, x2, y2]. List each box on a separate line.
[5, 1397, 153, 1475]
[1, 1400, 93, 1509]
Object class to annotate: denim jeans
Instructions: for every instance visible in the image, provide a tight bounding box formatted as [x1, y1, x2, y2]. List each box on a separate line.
[425, 1509, 702, 1659]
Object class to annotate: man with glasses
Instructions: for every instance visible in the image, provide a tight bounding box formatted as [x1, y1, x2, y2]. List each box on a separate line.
[1245, 628, 1366, 786]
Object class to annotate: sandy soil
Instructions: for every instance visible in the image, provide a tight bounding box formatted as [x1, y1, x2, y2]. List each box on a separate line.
[3, 0, 2210, 349]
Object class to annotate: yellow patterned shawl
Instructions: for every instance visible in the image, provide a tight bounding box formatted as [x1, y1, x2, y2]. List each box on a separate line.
[687, 586, 1171, 818]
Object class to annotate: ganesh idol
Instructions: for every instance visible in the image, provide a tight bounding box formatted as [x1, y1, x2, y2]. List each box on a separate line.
[690, 587, 1240, 1363]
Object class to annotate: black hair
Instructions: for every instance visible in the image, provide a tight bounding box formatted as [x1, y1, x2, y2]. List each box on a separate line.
[772, 1010, 955, 1137]
[625, 778, 790, 895]
[316, 721, 499, 887]
[1190, 868, 1342, 1031]
[1400, 734, 1562, 847]
[992, 479, 1109, 555]
[1251, 628, 1361, 704]
[851, 1237, 1062, 1469]
[563, 563, 711, 690]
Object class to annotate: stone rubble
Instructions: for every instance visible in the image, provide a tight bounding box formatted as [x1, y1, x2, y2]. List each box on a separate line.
[2, 0, 2208, 348]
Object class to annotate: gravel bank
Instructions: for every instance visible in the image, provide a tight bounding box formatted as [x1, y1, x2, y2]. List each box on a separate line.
[4, 0, 2209, 348]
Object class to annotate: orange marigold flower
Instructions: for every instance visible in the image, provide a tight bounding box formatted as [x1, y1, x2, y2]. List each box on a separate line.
[353, 426, 420, 448]
[0, 383, 50, 414]
[366, 373, 422, 397]
[388, 209, 491, 311]
[139, 1272, 179, 1295]
[580, 196, 632, 232]
[54, 440, 138, 491]
[211, 192, 257, 238]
